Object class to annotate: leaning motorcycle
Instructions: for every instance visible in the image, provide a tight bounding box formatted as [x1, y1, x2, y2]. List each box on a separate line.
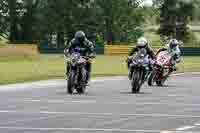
[129, 48, 150, 93]
[148, 50, 173, 86]
[66, 52, 89, 94]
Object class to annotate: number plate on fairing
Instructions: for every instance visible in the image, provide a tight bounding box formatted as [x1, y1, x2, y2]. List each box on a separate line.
[156, 51, 171, 66]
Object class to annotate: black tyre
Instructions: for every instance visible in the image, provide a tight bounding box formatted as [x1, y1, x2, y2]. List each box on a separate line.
[67, 71, 76, 94]
[157, 75, 168, 86]
[137, 70, 144, 93]
[76, 68, 87, 94]
[156, 80, 163, 86]
[131, 70, 141, 93]
[148, 72, 154, 86]
[77, 86, 85, 94]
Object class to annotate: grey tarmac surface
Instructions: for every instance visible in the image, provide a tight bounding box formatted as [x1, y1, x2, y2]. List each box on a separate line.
[0, 73, 200, 133]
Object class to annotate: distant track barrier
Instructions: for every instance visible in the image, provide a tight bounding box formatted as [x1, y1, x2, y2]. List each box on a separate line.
[105, 45, 200, 56]
[38, 40, 104, 54]
[0, 44, 38, 57]
[38, 40, 200, 56]
[105, 44, 161, 55]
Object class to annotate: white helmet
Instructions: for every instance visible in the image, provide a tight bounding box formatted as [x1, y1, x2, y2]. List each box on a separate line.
[137, 37, 148, 48]
[168, 39, 179, 49]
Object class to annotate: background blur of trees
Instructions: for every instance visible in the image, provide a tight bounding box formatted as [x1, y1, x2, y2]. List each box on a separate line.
[0, 0, 200, 46]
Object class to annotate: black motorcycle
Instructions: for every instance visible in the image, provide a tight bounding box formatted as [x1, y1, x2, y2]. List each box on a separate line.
[67, 52, 88, 94]
[129, 48, 149, 93]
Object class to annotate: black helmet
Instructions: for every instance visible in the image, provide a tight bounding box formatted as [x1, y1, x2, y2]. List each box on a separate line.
[75, 31, 86, 42]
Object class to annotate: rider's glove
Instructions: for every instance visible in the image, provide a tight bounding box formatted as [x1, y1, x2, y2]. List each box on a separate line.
[176, 58, 181, 63]
[88, 53, 96, 59]
[64, 49, 69, 57]
[126, 56, 132, 62]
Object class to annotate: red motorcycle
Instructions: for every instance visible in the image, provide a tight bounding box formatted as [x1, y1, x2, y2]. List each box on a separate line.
[148, 50, 173, 86]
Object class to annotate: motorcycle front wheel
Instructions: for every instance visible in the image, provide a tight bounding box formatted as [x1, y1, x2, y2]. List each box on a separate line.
[76, 68, 87, 94]
[131, 69, 142, 93]
[67, 70, 76, 94]
[156, 75, 168, 86]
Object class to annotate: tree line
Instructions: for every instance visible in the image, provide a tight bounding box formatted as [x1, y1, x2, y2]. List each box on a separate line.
[0, 0, 199, 45]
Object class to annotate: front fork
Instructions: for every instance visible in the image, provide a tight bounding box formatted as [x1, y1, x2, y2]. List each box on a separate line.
[129, 66, 148, 83]
[81, 67, 87, 83]
[143, 66, 150, 82]
[75, 65, 87, 86]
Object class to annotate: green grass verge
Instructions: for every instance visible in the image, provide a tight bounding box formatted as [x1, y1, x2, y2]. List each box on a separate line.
[177, 56, 200, 73]
[0, 55, 200, 85]
[0, 41, 7, 48]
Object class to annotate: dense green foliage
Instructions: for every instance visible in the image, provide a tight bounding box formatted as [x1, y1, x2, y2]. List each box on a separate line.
[0, 0, 200, 45]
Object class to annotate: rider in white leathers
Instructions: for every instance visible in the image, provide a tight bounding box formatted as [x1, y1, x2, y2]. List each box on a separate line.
[156, 39, 181, 73]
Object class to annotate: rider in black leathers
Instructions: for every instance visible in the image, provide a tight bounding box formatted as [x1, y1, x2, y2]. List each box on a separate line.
[64, 31, 95, 84]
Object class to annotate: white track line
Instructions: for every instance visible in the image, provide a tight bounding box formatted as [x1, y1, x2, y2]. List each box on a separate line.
[172, 73, 185, 76]
[2, 114, 107, 126]
[160, 131, 172, 133]
[0, 72, 200, 91]
[0, 77, 126, 91]
[71, 100, 97, 103]
[160, 131, 196, 133]
[194, 123, 200, 126]
[0, 127, 196, 133]
[11, 99, 200, 107]
[97, 117, 131, 127]
[1, 114, 64, 126]
[26, 100, 97, 104]
[162, 121, 200, 133]
[1, 114, 107, 126]
[190, 72, 200, 75]
[172, 72, 200, 76]
[176, 126, 195, 131]
[0, 110, 200, 118]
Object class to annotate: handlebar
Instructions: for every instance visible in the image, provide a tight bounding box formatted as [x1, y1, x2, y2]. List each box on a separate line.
[72, 55, 95, 59]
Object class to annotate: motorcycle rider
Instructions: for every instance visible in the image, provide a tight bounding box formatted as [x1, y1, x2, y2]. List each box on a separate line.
[64, 31, 95, 84]
[127, 37, 155, 80]
[156, 38, 181, 73]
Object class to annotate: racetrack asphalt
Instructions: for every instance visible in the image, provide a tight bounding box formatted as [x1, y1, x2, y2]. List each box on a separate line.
[0, 73, 200, 133]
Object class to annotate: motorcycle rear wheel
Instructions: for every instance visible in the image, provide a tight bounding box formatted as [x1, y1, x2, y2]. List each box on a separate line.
[148, 72, 155, 86]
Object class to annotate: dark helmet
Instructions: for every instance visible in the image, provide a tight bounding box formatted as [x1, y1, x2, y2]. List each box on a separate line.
[75, 31, 86, 42]
[169, 39, 179, 49]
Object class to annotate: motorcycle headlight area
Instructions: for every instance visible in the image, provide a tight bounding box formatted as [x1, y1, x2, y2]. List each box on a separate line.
[78, 58, 86, 64]
[71, 55, 79, 63]
[140, 54, 145, 57]
[138, 58, 144, 63]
